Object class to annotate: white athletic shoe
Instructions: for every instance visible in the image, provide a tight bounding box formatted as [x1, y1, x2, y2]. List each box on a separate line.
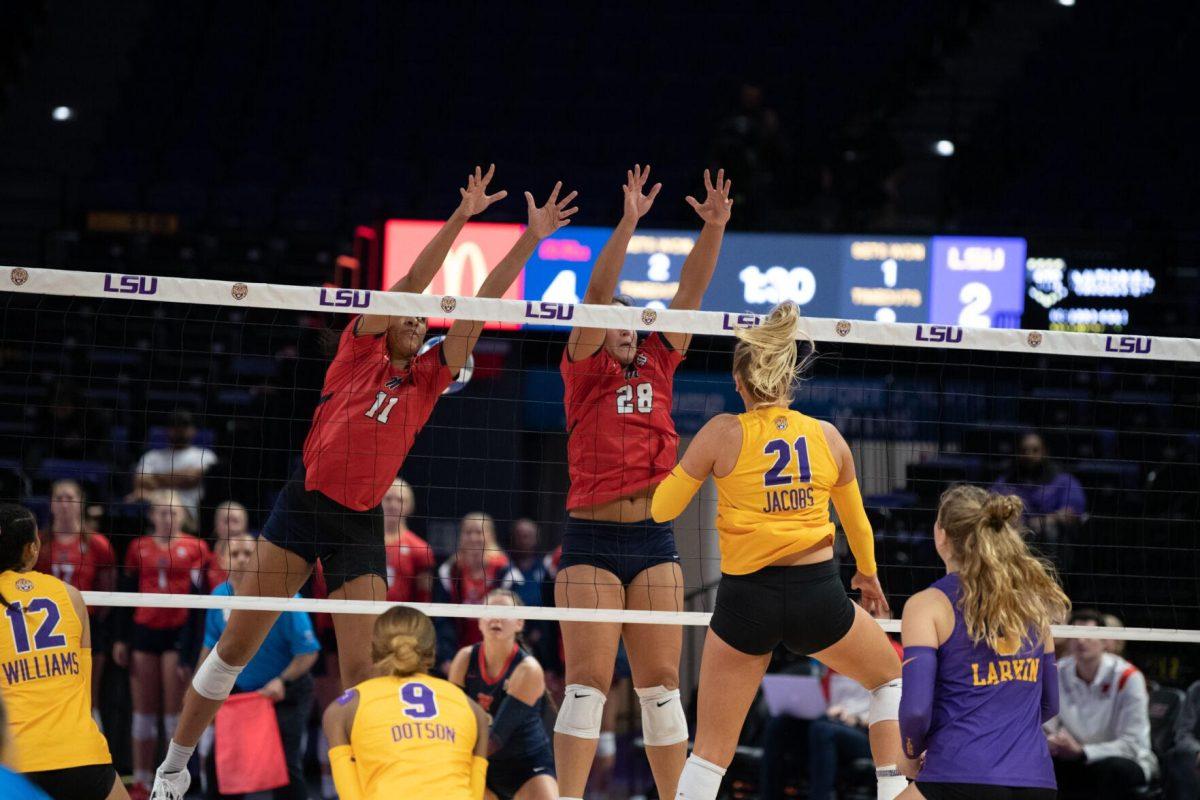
[149, 766, 191, 800]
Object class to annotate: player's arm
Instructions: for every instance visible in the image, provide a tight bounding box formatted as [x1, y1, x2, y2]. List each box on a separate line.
[358, 165, 508, 336]
[447, 646, 472, 687]
[664, 168, 733, 354]
[64, 583, 90, 650]
[898, 588, 944, 771]
[823, 420, 880, 587]
[567, 165, 662, 361]
[324, 690, 364, 800]
[651, 413, 738, 522]
[1040, 630, 1060, 722]
[485, 658, 545, 756]
[468, 697, 490, 799]
[441, 182, 579, 373]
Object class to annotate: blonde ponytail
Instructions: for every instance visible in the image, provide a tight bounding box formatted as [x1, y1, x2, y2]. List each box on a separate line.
[371, 606, 436, 677]
[732, 301, 813, 406]
[937, 485, 1070, 652]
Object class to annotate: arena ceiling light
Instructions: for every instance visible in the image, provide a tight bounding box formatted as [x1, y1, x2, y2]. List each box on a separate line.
[51, 105, 74, 122]
[1058, 0, 1076, 7]
[934, 139, 955, 157]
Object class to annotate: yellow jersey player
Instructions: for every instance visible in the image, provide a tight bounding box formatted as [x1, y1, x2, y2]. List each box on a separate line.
[651, 301, 906, 800]
[322, 605, 489, 800]
[0, 503, 128, 800]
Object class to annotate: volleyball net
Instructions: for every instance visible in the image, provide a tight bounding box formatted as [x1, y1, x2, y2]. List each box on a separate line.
[2, 266, 1198, 655]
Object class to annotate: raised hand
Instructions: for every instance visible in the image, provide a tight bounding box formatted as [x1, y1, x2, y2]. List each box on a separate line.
[622, 163, 663, 222]
[525, 181, 580, 239]
[685, 168, 733, 226]
[456, 164, 508, 218]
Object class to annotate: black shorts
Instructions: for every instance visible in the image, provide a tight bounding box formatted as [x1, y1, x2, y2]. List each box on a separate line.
[260, 466, 386, 593]
[487, 747, 556, 800]
[26, 762, 118, 800]
[559, 517, 679, 585]
[131, 623, 183, 654]
[917, 782, 1056, 800]
[710, 560, 856, 656]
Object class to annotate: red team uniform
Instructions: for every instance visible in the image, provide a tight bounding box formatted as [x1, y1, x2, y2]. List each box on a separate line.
[36, 532, 117, 594]
[124, 535, 210, 631]
[561, 332, 683, 509]
[302, 319, 452, 510]
[558, 332, 685, 584]
[384, 529, 436, 603]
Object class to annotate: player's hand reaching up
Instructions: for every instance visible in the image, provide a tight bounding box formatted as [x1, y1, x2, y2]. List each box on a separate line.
[525, 181, 579, 239]
[455, 164, 508, 218]
[622, 163, 662, 222]
[686, 168, 733, 227]
[851, 571, 890, 617]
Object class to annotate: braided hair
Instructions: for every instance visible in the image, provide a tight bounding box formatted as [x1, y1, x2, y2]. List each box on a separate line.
[0, 504, 38, 610]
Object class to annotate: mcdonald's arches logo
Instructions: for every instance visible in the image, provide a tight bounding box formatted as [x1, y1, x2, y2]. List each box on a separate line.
[383, 220, 525, 329]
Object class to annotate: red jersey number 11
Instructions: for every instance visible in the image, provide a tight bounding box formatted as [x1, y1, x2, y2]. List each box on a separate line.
[365, 391, 400, 424]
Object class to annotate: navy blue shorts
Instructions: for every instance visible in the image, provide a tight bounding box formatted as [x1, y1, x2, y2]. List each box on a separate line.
[487, 747, 556, 800]
[559, 517, 679, 585]
[260, 467, 386, 594]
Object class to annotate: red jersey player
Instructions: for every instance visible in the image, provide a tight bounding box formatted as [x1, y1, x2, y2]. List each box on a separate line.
[153, 168, 579, 800]
[552, 165, 732, 800]
[433, 512, 512, 672]
[380, 477, 435, 603]
[113, 491, 210, 794]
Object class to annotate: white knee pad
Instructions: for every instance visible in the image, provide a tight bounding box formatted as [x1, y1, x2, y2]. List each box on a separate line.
[554, 684, 605, 739]
[597, 731, 617, 758]
[869, 678, 902, 724]
[635, 685, 689, 746]
[162, 713, 179, 736]
[192, 650, 245, 701]
[132, 712, 158, 740]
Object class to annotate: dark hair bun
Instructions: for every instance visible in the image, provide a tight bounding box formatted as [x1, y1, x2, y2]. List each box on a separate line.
[981, 493, 1024, 529]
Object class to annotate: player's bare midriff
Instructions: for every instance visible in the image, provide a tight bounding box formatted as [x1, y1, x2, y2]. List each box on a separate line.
[569, 486, 655, 523]
[763, 538, 834, 568]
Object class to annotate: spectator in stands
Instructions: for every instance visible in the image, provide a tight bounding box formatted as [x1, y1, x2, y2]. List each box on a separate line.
[113, 490, 211, 798]
[1165, 680, 1200, 800]
[505, 517, 550, 608]
[381, 478, 435, 603]
[711, 82, 788, 226]
[212, 500, 249, 545]
[127, 410, 218, 519]
[35, 478, 118, 723]
[991, 432, 1086, 541]
[434, 512, 511, 673]
[1046, 609, 1158, 799]
[202, 532, 319, 800]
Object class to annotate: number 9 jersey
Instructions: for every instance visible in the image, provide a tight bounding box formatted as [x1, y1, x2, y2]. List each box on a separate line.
[561, 332, 683, 510]
[0, 569, 111, 772]
[346, 673, 479, 798]
[714, 408, 840, 575]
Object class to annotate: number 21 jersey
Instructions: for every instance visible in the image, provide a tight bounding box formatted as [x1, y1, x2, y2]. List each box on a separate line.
[561, 333, 683, 510]
[0, 569, 110, 772]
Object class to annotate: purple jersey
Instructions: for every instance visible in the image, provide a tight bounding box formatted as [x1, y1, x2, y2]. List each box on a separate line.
[918, 573, 1056, 789]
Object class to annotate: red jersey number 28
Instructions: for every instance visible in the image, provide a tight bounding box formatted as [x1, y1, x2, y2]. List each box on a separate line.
[616, 383, 653, 414]
[365, 391, 399, 424]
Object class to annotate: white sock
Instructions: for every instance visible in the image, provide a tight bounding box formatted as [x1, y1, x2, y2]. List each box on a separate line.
[675, 754, 726, 800]
[161, 739, 196, 774]
[876, 764, 907, 800]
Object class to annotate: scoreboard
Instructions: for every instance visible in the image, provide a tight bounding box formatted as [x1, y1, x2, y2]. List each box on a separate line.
[382, 219, 1027, 329]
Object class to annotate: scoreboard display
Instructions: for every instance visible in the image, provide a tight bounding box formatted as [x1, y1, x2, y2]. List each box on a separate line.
[382, 219, 1027, 329]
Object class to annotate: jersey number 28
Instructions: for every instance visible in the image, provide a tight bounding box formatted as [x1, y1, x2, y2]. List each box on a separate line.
[616, 383, 653, 414]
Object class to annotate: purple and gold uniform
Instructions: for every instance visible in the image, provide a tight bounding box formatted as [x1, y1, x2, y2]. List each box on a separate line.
[901, 573, 1058, 791]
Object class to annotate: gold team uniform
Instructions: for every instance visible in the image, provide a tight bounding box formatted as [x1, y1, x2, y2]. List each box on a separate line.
[0, 569, 111, 772]
[346, 673, 478, 799]
[654, 406, 878, 656]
